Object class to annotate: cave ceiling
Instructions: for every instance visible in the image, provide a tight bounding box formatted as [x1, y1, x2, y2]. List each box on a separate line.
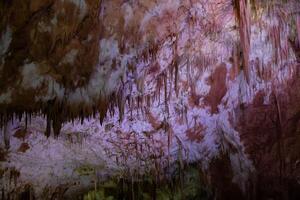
[0, 0, 299, 134]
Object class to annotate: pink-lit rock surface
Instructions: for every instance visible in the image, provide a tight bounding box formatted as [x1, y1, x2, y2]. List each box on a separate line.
[1, 0, 300, 199]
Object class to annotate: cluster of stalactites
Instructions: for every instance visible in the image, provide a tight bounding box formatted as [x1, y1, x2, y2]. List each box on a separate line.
[0, 40, 163, 141]
[2, 0, 299, 141]
[233, 0, 300, 82]
[0, 90, 126, 139]
[0, 40, 163, 139]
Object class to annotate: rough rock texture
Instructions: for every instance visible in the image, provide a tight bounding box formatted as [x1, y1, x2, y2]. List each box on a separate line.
[238, 72, 300, 200]
[0, 0, 104, 136]
[1, 0, 300, 199]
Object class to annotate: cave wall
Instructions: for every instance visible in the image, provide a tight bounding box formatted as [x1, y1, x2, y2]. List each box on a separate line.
[1, 0, 300, 199]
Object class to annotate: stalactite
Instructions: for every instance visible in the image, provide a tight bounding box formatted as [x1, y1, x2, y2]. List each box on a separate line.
[169, 67, 173, 101]
[28, 111, 32, 125]
[52, 114, 62, 138]
[0, 114, 3, 129]
[109, 95, 116, 117]
[250, 0, 257, 15]
[3, 123, 10, 150]
[184, 105, 188, 126]
[173, 35, 179, 97]
[232, 43, 241, 79]
[289, 14, 300, 63]
[187, 55, 191, 87]
[234, 0, 251, 83]
[164, 72, 169, 116]
[80, 110, 84, 125]
[297, 14, 300, 46]
[269, 25, 282, 64]
[146, 95, 151, 107]
[174, 58, 179, 96]
[158, 75, 162, 105]
[25, 113, 28, 130]
[45, 114, 51, 138]
[99, 96, 108, 125]
[17, 113, 22, 122]
[118, 89, 125, 122]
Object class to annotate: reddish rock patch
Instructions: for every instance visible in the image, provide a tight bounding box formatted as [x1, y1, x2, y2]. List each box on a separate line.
[252, 90, 265, 106]
[13, 128, 28, 141]
[186, 124, 205, 143]
[18, 143, 30, 153]
[189, 84, 201, 107]
[146, 110, 161, 130]
[204, 63, 228, 113]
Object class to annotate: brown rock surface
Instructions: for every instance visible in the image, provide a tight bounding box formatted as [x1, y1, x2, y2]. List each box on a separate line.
[17, 143, 30, 153]
[238, 70, 300, 199]
[204, 63, 227, 113]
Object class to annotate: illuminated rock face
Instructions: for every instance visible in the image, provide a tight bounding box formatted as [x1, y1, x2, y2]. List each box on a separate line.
[1, 0, 300, 199]
[0, 0, 103, 137]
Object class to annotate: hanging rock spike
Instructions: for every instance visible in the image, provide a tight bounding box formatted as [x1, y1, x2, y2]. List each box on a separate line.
[234, 0, 251, 83]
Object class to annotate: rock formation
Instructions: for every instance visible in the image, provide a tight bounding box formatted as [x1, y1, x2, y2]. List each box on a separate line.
[0, 0, 300, 199]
